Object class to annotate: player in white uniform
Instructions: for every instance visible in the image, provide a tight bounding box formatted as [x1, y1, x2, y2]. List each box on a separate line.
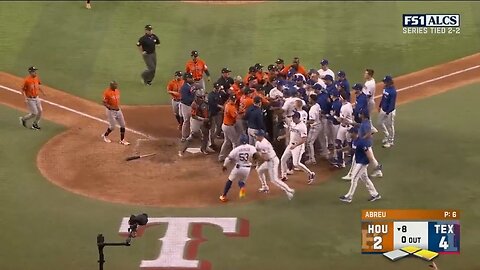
[363, 69, 378, 133]
[318, 59, 335, 80]
[219, 134, 258, 202]
[294, 99, 308, 124]
[278, 111, 316, 184]
[334, 91, 354, 167]
[254, 130, 295, 200]
[306, 94, 321, 165]
[281, 91, 306, 145]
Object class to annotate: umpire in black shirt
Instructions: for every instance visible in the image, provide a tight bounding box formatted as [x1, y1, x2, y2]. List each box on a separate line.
[137, 24, 160, 86]
[216, 67, 234, 91]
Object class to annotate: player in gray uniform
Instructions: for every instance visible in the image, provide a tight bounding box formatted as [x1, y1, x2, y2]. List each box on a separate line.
[19, 66, 47, 130]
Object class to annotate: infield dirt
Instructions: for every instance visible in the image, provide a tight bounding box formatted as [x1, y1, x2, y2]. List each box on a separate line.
[0, 53, 479, 207]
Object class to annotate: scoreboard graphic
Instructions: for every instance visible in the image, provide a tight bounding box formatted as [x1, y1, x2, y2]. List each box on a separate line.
[361, 209, 460, 261]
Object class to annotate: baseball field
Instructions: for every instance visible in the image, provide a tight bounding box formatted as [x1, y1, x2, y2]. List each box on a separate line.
[1, 1, 480, 270]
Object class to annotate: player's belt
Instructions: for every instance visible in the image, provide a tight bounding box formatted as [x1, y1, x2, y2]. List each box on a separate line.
[194, 78, 202, 81]
[286, 115, 293, 118]
[236, 164, 251, 168]
[223, 123, 235, 126]
[108, 108, 119, 111]
[26, 96, 38, 99]
[173, 98, 180, 102]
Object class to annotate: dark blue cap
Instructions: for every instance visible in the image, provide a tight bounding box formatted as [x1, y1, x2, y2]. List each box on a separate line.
[323, 74, 333, 81]
[287, 69, 296, 77]
[337, 70, 346, 77]
[239, 134, 249, 144]
[383, 75, 393, 83]
[320, 59, 329, 65]
[313, 83, 323, 90]
[352, 83, 363, 90]
[276, 80, 285, 86]
[292, 111, 301, 119]
[253, 96, 262, 104]
[255, 129, 266, 137]
[309, 69, 319, 75]
[330, 88, 340, 97]
[294, 74, 305, 81]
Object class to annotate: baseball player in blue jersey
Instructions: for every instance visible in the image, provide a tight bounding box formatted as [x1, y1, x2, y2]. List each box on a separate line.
[339, 127, 382, 203]
[352, 83, 368, 123]
[328, 88, 343, 164]
[378, 75, 397, 148]
[336, 71, 351, 102]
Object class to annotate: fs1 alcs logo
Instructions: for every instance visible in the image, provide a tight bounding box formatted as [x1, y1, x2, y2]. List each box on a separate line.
[402, 14, 461, 35]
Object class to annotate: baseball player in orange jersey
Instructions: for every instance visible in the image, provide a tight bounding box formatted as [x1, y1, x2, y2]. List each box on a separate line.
[166, 71, 185, 130]
[185, 50, 210, 90]
[19, 66, 47, 130]
[101, 81, 130, 145]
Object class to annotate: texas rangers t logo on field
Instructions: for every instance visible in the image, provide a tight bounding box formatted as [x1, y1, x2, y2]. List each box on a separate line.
[118, 217, 249, 270]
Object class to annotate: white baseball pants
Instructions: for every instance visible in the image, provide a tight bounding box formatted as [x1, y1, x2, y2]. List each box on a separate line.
[256, 157, 294, 194]
[344, 163, 379, 200]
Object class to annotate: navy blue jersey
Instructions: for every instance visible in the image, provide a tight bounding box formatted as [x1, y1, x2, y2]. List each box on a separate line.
[353, 138, 371, 165]
[330, 99, 342, 125]
[359, 119, 371, 139]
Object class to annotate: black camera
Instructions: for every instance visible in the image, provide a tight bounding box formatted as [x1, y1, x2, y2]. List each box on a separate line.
[126, 213, 148, 244]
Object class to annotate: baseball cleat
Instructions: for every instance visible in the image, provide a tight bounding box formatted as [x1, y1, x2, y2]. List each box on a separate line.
[381, 138, 389, 144]
[31, 123, 41, 130]
[219, 195, 228, 202]
[307, 172, 316, 185]
[178, 151, 184, 157]
[19, 117, 27, 128]
[281, 176, 288, 182]
[86, 3, 91, 9]
[200, 149, 209, 155]
[339, 196, 352, 203]
[371, 126, 378, 134]
[370, 170, 383, 178]
[368, 194, 382, 202]
[119, 140, 130, 146]
[334, 162, 346, 168]
[341, 174, 352, 180]
[206, 146, 216, 153]
[286, 169, 294, 175]
[258, 186, 270, 193]
[239, 187, 246, 199]
[382, 142, 392, 148]
[287, 189, 295, 200]
[101, 134, 111, 143]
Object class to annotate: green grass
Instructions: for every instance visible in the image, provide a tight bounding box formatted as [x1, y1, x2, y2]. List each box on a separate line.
[1, 82, 480, 269]
[0, 1, 479, 104]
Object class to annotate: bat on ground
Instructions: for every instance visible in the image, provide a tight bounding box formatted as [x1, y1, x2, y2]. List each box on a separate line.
[125, 153, 156, 161]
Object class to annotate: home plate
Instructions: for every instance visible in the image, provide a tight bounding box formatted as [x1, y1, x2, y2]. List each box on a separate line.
[186, 147, 201, 154]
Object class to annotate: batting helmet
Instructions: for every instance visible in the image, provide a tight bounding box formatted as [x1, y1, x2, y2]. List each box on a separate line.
[239, 134, 249, 145]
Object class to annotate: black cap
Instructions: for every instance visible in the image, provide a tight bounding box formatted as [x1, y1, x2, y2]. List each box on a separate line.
[248, 66, 256, 73]
[191, 50, 199, 57]
[275, 58, 284, 64]
[254, 63, 263, 70]
[174, 71, 183, 77]
[238, 82, 245, 88]
[352, 83, 363, 90]
[145, 24, 153, 30]
[221, 67, 231, 73]
[214, 82, 221, 88]
[253, 96, 262, 104]
[28, 66, 38, 72]
[184, 72, 193, 79]
[229, 94, 237, 100]
[243, 86, 252, 94]
[248, 75, 257, 82]
[267, 64, 276, 71]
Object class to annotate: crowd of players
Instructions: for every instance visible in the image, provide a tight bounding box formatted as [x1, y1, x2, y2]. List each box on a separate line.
[167, 52, 397, 201]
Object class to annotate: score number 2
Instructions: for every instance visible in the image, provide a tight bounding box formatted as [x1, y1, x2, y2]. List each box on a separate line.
[373, 236, 383, 249]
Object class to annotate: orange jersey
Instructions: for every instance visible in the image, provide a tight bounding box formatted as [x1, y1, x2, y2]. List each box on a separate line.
[22, 75, 41, 97]
[223, 101, 238, 125]
[185, 59, 208, 80]
[166, 79, 184, 100]
[103, 88, 121, 109]
[239, 95, 254, 114]
[243, 73, 256, 84]
[231, 83, 242, 97]
[281, 64, 307, 76]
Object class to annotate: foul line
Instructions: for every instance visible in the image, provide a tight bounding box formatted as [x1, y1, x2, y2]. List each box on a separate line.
[0, 85, 158, 140]
[373, 65, 480, 99]
[1, 64, 479, 139]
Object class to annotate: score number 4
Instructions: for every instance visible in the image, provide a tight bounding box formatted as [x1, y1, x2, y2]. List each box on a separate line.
[439, 236, 449, 249]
